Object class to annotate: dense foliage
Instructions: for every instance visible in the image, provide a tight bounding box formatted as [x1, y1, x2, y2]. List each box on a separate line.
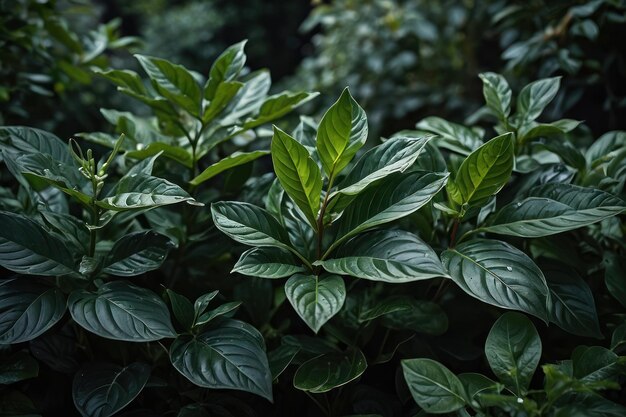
[1, 2, 625, 417]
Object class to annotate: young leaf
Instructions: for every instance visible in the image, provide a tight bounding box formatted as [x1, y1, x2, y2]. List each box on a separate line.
[271, 126, 322, 229]
[169, 319, 273, 401]
[442, 239, 550, 321]
[402, 358, 467, 413]
[285, 274, 345, 333]
[0, 279, 66, 344]
[201, 81, 243, 123]
[0, 211, 77, 276]
[320, 230, 447, 283]
[447, 133, 514, 209]
[204, 40, 247, 100]
[102, 231, 173, 277]
[190, 150, 269, 186]
[166, 290, 194, 330]
[516, 77, 561, 122]
[480, 184, 625, 237]
[233, 247, 306, 278]
[243, 92, 318, 129]
[416, 116, 483, 155]
[316, 87, 368, 179]
[135, 55, 202, 116]
[68, 281, 176, 341]
[72, 362, 150, 417]
[293, 348, 367, 393]
[485, 312, 542, 396]
[479, 72, 512, 120]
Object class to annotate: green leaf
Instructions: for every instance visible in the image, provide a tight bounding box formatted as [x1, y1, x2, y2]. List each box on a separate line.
[516, 77, 561, 122]
[485, 312, 541, 395]
[378, 298, 448, 335]
[94, 68, 147, 96]
[358, 296, 413, 322]
[479, 72, 512, 120]
[243, 92, 318, 129]
[285, 274, 345, 333]
[221, 70, 271, 123]
[201, 81, 243, 123]
[73, 362, 150, 417]
[335, 136, 432, 197]
[271, 126, 322, 228]
[193, 291, 219, 320]
[0, 126, 71, 164]
[166, 290, 194, 330]
[98, 174, 200, 210]
[480, 184, 625, 237]
[102, 231, 173, 277]
[335, 171, 448, 246]
[416, 117, 483, 154]
[0, 390, 40, 417]
[442, 239, 550, 321]
[554, 394, 626, 417]
[195, 301, 241, 326]
[604, 253, 626, 308]
[402, 358, 466, 414]
[169, 319, 273, 401]
[69, 281, 176, 341]
[458, 373, 502, 406]
[204, 41, 247, 100]
[232, 247, 306, 278]
[126, 142, 193, 169]
[293, 348, 367, 393]
[447, 133, 514, 208]
[316, 88, 368, 178]
[0, 211, 77, 275]
[573, 346, 622, 382]
[544, 265, 602, 338]
[269, 344, 300, 380]
[0, 279, 66, 344]
[135, 54, 201, 116]
[0, 352, 38, 384]
[190, 151, 269, 186]
[320, 230, 447, 283]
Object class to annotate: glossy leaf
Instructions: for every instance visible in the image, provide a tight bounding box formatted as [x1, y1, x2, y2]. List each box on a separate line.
[479, 72, 512, 120]
[402, 358, 466, 414]
[447, 133, 514, 208]
[73, 362, 150, 417]
[204, 40, 247, 100]
[0, 126, 71, 164]
[243, 92, 317, 129]
[102, 231, 173, 276]
[0, 211, 77, 275]
[293, 349, 367, 393]
[516, 77, 560, 122]
[68, 281, 176, 341]
[320, 230, 447, 282]
[166, 290, 194, 330]
[271, 126, 322, 228]
[285, 274, 345, 333]
[481, 184, 625, 237]
[442, 239, 550, 321]
[169, 319, 273, 401]
[316, 88, 368, 178]
[416, 116, 482, 154]
[190, 151, 269, 186]
[379, 298, 448, 335]
[233, 247, 306, 278]
[0, 279, 66, 344]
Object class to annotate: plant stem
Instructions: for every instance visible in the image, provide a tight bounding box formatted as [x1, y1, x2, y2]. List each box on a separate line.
[316, 175, 335, 271]
[449, 219, 460, 248]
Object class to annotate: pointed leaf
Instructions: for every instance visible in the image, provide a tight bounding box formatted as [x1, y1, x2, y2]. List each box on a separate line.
[73, 362, 150, 417]
[479, 72, 512, 120]
[285, 274, 345, 333]
[485, 312, 542, 395]
[190, 151, 269, 186]
[243, 92, 317, 129]
[204, 41, 247, 100]
[233, 247, 306, 278]
[271, 127, 322, 228]
[293, 348, 367, 393]
[166, 290, 194, 330]
[416, 117, 482, 154]
[316, 88, 368, 178]
[402, 358, 466, 414]
[169, 319, 273, 401]
[68, 281, 176, 341]
[517, 77, 560, 122]
[442, 239, 550, 321]
[102, 231, 173, 277]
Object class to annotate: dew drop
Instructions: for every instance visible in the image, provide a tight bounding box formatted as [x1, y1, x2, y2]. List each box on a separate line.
[506, 266, 513, 271]
[517, 398, 524, 404]
[516, 202, 522, 207]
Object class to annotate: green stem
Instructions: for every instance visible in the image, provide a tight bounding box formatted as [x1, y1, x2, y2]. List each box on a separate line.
[315, 174, 335, 272]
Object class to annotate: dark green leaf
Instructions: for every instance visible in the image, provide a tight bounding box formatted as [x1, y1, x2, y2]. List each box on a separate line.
[0, 126, 71, 164]
[379, 298, 448, 335]
[517, 77, 560, 122]
[479, 72, 512, 120]
[285, 274, 345, 333]
[293, 348, 367, 393]
[166, 290, 194, 330]
[416, 117, 482, 154]
[268, 344, 300, 380]
[243, 92, 318, 129]
[190, 151, 269, 186]
[402, 358, 466, 413]
[0, 352, 38, 384]
[102, 231, 172, 277]
[233, 247, 306, 278]
[604, 253, 626, 308]
[204, 41, 247, 100]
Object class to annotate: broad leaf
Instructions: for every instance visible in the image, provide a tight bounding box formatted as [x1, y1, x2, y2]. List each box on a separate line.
[202, 81, 243, 123]
[285, 274, 345, 333]
[447, 133, 514, 208]
[0, 352, 38, 384]
[0, 126, 71, 164]
[320, 230, 447, 282]
[68, 281, 176, 341]
[0, 279, 66, 344]
[481, 184, 625, 237]
[126, 142, 192, 168]
[169, 319, 273, 401]
[402, 358, 466, 414]
[190, 151, 269, 186]
[458, 373, 502, 406]
[416, 117, 483, 154]
[335, 171, 448, 245]
[233, 247, 306, 278]
[485, 312, 541, 395]
[204, 40, 247, 100]
[573, 346, 622, 382]
[271, 127, 322, 229]
[243, 92, 317, 129]
[102, 231, 173, 277]
[479, 72, 512, 120]
[293, 348, 367, 393]
[135, 55, 201, 116]
[442, 239, 550, 321]
[73, 362, 150, 417]
[316, 88, 368, 178]
[269, 344, 300, 380]
[517, 77, 560, 122]
[0, 211, 77, 275]
[166, 290, 194, 330]
[378, 298, 448, 335]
